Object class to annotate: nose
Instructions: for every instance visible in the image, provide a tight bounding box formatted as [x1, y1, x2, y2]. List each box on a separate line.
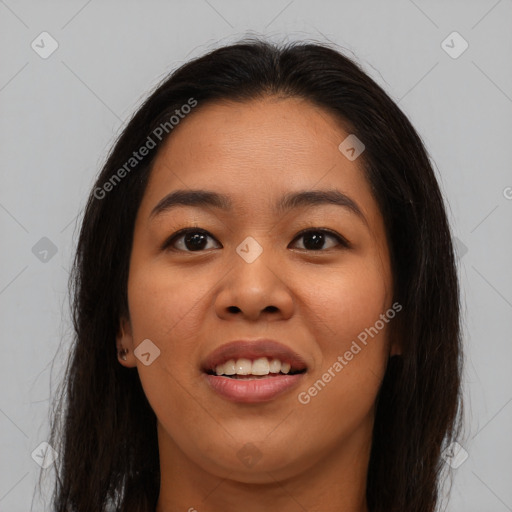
[214, 248, 294, 322]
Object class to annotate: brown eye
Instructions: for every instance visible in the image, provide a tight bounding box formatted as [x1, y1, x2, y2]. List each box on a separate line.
[163, 229, 221, 252]
[290, 229, 349, 251]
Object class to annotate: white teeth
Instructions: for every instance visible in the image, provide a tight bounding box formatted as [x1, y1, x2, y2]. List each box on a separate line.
[268, 358, 281, 374]
[213, 357, 295, 376]
[251, 357, 270, 375]
[223, 359, 236, 375]
[236, 358, 252, 375]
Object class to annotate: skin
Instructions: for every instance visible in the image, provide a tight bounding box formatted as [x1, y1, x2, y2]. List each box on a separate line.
[117, 96, 401, 512]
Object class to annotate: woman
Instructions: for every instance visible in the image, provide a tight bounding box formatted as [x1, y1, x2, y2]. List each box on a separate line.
[42, 39, 463, 512]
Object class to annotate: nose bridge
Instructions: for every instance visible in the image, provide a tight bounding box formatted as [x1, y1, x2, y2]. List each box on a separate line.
[214, 234, 293, 320]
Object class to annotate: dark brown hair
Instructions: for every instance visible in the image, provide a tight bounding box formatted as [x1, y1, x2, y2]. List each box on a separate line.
[38, 38, 463, 512]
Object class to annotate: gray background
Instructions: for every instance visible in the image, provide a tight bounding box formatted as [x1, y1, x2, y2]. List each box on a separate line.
[1, 1, 511, 511]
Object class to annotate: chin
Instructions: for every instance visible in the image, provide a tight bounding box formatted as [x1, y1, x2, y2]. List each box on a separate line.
[195, 443, 314, 484]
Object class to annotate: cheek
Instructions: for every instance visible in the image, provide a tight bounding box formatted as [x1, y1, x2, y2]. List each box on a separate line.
[127, 261, 213, 346]
[303, 256, 391, 348]
[125, 261, 217, 419]
[296, 257, 391, 413]
[125, 263, 212, 425]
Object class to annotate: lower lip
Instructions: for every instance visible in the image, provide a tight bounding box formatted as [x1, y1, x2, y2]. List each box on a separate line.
[204, 373, 305, 403]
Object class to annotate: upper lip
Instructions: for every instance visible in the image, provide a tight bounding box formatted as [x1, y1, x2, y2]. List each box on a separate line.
[202, 339, 308, 373]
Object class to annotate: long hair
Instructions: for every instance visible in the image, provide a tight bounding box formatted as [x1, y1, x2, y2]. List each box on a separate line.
[40, 38, 463, 512]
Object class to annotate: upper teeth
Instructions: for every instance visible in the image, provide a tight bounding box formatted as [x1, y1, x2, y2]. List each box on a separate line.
[215, 357, 292, 376]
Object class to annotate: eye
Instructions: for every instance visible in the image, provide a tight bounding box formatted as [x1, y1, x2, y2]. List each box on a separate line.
[163, 228, 221, 252]
[289, 228, 349, 251]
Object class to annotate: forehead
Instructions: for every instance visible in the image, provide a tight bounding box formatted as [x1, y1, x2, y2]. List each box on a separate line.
[141, 96, 378, 223]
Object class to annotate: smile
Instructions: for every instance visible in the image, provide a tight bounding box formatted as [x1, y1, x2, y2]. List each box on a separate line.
[201, 340, 308, 403]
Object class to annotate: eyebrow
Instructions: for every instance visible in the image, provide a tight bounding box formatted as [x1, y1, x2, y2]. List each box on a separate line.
[149, 189, 368, 226]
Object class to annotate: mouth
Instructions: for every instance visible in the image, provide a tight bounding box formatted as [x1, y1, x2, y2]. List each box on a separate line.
[201, 339, 308, 403]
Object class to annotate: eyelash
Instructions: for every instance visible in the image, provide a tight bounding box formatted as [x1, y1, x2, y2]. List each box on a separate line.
[161, 227, 351, 252]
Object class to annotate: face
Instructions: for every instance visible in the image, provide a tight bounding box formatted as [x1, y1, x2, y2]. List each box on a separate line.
[117, 96, 399, 483]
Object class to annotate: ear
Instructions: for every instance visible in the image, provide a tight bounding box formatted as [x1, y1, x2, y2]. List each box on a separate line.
[116, 316, 137, 368]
